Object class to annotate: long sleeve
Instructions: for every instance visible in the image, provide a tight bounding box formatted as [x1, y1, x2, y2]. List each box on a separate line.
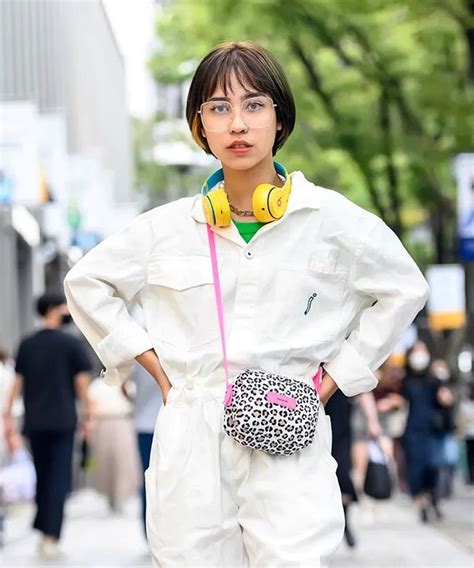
[324, 219, 429, 397]
[63, 214, 154, 386]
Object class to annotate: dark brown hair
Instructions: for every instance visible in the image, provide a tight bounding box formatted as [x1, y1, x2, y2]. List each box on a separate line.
[186, 41, 295, 156]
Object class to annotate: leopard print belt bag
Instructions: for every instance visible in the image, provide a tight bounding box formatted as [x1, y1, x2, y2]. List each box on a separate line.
[207, 225, 322, 456]
[223, 368, 321, 455]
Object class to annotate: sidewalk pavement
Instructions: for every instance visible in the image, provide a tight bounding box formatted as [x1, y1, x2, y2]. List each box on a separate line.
[1, 484, 473, 567]
[332, 484, 474, 568]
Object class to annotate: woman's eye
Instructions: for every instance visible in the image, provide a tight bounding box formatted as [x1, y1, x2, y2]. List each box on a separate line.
[211, 104, 230, 114]
[246, 101, 263, 111]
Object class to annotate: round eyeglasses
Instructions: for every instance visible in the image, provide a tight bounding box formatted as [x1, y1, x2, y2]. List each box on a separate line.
[198, 95, 277, 132]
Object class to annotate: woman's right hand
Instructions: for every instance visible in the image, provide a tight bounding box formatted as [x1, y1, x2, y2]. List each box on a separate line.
[135, 349, 172, 403]
[162, 385, 172, 406]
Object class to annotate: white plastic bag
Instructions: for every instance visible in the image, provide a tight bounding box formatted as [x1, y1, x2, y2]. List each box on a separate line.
[0, 448, 36, 503]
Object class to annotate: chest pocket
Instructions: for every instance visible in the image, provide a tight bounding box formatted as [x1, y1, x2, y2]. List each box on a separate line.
[267, 252, 347, 346]
[146, 255, 218, 349]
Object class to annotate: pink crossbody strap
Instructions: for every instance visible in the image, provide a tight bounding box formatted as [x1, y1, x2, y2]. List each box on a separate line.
[206, 223, 322, 397]
[207, 225, 230, 390]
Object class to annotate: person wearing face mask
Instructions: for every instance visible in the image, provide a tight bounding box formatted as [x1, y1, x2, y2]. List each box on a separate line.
[3, 292, 92, 560]
[430, 359, 457, 498]
[401, 341, 453, 522]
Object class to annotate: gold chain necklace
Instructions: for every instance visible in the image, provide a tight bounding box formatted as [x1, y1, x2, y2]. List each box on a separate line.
[218, 181, 254, 217]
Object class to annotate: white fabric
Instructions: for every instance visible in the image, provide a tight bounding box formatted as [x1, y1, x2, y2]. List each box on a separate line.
[0, 448, 36, 503]
[88, 378, 133, 417]
[64, 171, 429, 397]
[145, 393, 343, 567]
[367, 440, 388, 464]
[63, 170, 429, 565]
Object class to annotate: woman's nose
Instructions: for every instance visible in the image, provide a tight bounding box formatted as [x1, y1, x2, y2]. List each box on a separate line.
[229, 108, 248, 133]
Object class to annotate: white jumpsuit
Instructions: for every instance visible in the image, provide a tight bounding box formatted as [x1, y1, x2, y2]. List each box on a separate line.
[64, 171, 429, 566]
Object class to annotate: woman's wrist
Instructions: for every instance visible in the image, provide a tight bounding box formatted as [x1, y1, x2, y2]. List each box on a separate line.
[136, 350, 172, 393]
[319, 371, 338, 405]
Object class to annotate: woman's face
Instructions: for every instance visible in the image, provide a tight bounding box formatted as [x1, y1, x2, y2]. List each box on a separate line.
[408, 341, 431, 373]
[201, 74, 281, 171]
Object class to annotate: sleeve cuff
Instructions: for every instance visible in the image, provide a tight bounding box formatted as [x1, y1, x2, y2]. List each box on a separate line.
[100, 365, 133, 386]
[324, 340, 378, 397]
[97, 321, 153, 369]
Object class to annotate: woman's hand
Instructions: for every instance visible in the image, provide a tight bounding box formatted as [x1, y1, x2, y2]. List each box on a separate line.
[437, 386, 453, 407]
[368, 417, 383, 439]
[162, 385, 173, 406]
[136, 349, 172, 403]
[3, 411, 16, 452]
[319, 371, 338, 406]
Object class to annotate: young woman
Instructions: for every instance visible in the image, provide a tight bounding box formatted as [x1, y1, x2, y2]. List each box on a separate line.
[401, 341, 453, 522]
[64, 42, 429, 566]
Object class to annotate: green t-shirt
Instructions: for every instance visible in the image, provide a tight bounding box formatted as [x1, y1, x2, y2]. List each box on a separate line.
[233, 220, 265, 243]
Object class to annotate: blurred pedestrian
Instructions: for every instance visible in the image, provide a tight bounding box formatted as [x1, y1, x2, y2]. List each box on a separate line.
[88, 378, 141, 513]
[325, 391, 357, 548]
[459, 381, 474, 484]
[351, 390, 384, 493]
[123, 362, 162, 535]
[372, 361, 408, 490]
[431, 359, 457, 498]
[64, 42, 428, 566]
[401, 341, 453, 522]
[2, 292, 92, 560]
[0, 344, 18, 465]
[326, 389, 383, 548]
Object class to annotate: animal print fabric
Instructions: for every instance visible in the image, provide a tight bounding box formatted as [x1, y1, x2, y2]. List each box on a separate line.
[223, 369, 320, 456]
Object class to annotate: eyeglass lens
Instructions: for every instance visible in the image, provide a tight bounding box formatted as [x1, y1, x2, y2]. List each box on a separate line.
[200, 96, 275, 131]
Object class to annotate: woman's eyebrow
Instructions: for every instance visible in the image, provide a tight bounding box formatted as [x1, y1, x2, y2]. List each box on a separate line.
[207, 91, 267, 102]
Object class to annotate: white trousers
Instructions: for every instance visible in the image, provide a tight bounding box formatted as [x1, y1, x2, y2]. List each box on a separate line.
[145, 388, 344, 567]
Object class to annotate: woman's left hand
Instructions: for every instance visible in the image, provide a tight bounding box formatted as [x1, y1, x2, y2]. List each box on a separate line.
[319, 371, 339, 406]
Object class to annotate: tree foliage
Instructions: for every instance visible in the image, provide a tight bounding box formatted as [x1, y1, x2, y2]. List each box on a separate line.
[149, 0, 474, 263]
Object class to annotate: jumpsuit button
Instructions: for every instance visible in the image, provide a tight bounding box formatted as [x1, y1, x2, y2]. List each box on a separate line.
[245, 250, 255, 259]
[186, 383, 194, 390]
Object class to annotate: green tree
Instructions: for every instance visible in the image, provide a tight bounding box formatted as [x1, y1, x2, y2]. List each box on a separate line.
[133, 116, 170, 208]
[150, 0, 474, 264]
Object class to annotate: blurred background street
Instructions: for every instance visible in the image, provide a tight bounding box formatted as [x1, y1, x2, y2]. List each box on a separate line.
[2, 484, 473, 567]
[1, 0, 474, 566]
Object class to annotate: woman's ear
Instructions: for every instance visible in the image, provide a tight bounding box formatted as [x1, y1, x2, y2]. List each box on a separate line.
[201, 129, 206, 138]
[276, 122, 282, 131]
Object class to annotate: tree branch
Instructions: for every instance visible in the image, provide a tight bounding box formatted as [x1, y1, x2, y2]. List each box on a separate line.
[290, 38, 388, 223]
[379, 87, 403, 235]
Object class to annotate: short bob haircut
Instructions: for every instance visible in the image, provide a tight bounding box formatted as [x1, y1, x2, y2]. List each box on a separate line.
[186, 41, 295, 156]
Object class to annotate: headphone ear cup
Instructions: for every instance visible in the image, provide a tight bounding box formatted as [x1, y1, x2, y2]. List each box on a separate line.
[202, 189, 231, 227]
[253, 184, 287, 223]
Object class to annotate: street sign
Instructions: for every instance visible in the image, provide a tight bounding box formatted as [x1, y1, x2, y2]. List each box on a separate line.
[426, 264, 466, 330]
[454, 153, 474, 261]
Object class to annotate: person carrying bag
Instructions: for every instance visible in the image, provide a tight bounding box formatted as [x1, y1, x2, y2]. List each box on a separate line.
[64, 41, 429, 567]
[363, 440, 393, 500]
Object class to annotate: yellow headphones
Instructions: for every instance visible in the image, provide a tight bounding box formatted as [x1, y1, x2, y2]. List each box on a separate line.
[201, 162, 291, 227]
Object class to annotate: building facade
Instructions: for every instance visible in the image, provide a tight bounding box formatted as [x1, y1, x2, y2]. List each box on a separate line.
[0, 0, 135, 354]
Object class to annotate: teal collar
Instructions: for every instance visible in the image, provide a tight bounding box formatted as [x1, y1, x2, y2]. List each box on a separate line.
[200, 161, 288, 196]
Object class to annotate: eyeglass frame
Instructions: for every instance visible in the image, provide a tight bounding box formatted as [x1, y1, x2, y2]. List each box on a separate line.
[197, 95, 278, 132]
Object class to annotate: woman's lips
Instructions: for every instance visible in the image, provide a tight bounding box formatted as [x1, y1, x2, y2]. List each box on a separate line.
[227, 144, 253, 155]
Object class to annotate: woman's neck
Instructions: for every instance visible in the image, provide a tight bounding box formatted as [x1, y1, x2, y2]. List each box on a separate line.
[222, 158, 282, 213]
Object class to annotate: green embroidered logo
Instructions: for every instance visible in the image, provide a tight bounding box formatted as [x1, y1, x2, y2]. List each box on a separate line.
[304, 293, 318, 315]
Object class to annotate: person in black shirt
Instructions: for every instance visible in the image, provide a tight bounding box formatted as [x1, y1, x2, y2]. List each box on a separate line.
[3, 292, 92, 560]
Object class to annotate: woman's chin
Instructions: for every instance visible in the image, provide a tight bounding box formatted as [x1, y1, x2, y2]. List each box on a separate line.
[219, 153, 269, 171]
